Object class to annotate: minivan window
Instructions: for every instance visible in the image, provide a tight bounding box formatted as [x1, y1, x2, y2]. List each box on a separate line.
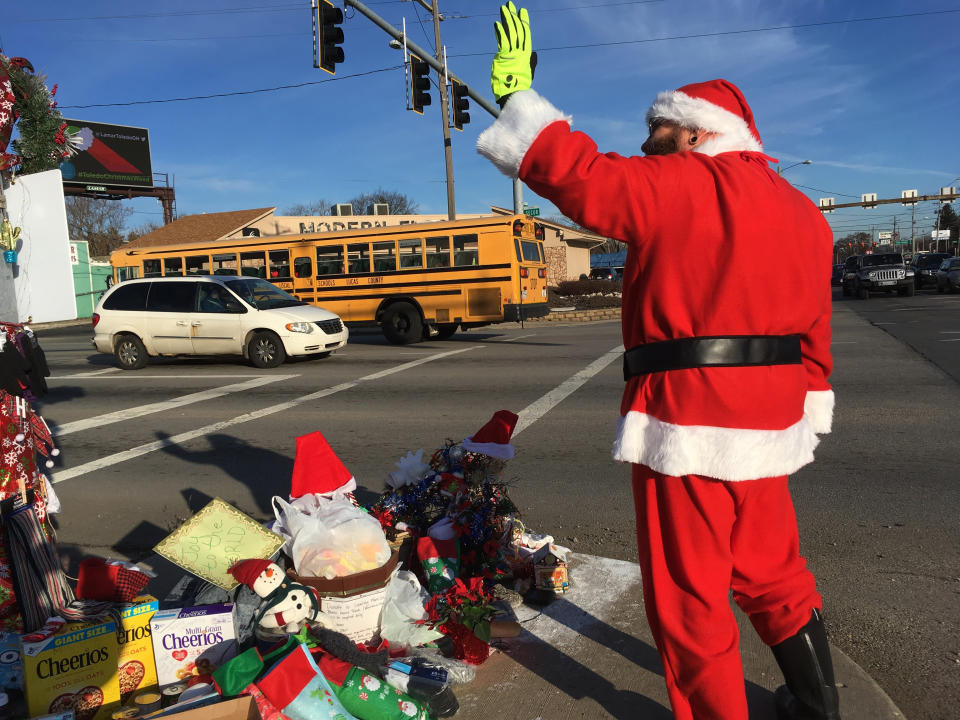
[224, 278, 304, 310]
[147, 282, 196, 312]
[102, 283, 149, 311]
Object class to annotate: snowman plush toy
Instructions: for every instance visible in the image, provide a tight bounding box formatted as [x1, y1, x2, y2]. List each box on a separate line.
[229, 558, 319, 633]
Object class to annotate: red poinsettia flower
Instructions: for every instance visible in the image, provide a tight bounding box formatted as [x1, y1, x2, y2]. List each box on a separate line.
[483, 539, 500, 558]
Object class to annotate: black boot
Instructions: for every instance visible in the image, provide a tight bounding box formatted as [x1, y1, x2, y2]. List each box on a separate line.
[770, 609, 841, 720]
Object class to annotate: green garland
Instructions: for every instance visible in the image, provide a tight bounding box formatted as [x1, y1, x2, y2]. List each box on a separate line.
[1, 54, 70, 176]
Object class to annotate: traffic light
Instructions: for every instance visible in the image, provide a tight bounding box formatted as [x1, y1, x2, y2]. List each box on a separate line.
[410, 55, 431, 114]
[450, 79, 470, 130]
[315, 0, 344, 75]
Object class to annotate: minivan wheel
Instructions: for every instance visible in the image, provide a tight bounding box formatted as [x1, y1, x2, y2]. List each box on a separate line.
[115, 334, 148, 370]
[249, 331, 286, 368]
[382, 302, 423, 345]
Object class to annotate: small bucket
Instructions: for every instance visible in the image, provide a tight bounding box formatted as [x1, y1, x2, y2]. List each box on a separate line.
[2, 251, 16, 264]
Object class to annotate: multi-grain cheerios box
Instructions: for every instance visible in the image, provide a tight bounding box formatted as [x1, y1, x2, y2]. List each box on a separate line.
[150, 604, 237, 690]
[115, 596, 159, 704]
[22, 620, 120, 720]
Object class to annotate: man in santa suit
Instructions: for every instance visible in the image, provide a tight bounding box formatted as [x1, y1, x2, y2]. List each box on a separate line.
[477, 5, 839, 720]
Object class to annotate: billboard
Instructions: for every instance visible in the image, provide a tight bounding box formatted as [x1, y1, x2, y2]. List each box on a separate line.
[59, 120, 153, 189]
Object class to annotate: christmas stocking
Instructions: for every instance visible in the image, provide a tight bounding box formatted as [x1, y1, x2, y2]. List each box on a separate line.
[416, 537, 459, 594]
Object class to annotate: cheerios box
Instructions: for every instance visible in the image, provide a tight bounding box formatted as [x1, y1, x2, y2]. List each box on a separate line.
[150, 604, 237, 690]
[115, 596, 159, 703]
[21, 620, 120, 720]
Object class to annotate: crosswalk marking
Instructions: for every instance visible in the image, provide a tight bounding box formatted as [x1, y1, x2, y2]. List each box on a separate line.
[51, 347, 477, 484]
[50, 375, 298, 436]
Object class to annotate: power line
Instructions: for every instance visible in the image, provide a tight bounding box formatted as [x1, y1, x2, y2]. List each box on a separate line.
[7, 3, 303, 23]
[57, 66, 400, 108]
[449, 8, 960, 57]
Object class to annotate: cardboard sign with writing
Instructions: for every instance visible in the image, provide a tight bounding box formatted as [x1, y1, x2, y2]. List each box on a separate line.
[153, 498, 284, 590]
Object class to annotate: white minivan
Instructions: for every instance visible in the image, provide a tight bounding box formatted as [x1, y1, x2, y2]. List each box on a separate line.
[92, 276, 349, 369]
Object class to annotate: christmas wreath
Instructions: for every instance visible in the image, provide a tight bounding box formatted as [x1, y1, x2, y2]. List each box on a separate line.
[0, 53, 76, 176]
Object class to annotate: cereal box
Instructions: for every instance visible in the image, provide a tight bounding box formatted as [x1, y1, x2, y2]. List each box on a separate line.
[116, 596, 159, 704]
[150, 604, 237, 690]
[22, 621, 120, 720]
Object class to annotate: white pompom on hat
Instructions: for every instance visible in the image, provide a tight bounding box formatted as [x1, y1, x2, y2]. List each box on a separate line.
[462, 410, 519, 460]
[646, 78, 763, 156]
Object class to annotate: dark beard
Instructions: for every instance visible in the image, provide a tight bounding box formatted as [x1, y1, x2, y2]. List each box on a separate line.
[641, 134, 680, 156]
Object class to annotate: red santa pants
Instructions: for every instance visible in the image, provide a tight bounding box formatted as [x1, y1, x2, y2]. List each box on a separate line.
[631, 464, 822, 720]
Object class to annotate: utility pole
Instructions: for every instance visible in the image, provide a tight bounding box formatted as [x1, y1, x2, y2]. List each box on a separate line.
[911, 203, 916, 256]
[429, 3, 455, 220]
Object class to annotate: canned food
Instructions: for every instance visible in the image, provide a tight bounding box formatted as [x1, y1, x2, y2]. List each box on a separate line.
[111, 708, 141, 719]
[133, 690, 162, 714]
[161, 682, 189, 707]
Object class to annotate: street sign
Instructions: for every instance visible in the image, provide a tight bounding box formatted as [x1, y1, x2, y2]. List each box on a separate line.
[85, 185, 107, 192]
[878, 231, 892, 240]
[523, 207, 540, 217]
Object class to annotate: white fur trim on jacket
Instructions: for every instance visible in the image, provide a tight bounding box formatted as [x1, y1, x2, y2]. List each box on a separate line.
[462, 437, 515, 460]
[646, 90, 762, 156]
[803, 389, 834, 434]
[477, 90, 572, 178]
[612, 412, 820, 481]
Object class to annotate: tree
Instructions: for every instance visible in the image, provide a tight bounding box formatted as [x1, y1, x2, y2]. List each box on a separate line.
[835, 231, 871, 259]
[936, 203, 959, 246]
[125, 220, 163, 245]
[282, 199, 333, 216]
[346, 188, 418, 215]
[65, 196, 133, 257]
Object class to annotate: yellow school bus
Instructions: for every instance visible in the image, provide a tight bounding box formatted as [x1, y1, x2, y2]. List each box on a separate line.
[109, 214, 549, 344]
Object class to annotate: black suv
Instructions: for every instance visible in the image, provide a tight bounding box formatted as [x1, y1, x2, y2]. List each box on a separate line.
[908, 252, 950, 290]
[841, 253, 915, 299]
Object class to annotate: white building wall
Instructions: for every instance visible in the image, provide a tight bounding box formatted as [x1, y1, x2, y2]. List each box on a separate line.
[5, 169, 77, 323]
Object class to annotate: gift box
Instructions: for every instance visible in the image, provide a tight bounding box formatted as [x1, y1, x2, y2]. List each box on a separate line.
[285, 550, 398, 644]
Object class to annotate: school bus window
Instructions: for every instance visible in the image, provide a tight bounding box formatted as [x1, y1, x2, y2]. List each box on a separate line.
[117, 266, 139, 281]
[425, 236, 451, 268]
[163, 258, 183, 276]
[240, 251, 266, 278]
[347, 243, 370, 274]
[269, 250, 290, 279]
[317, 246, 344, 275]
[519, 240, 540, 262]
[186, 255, 210, 275]
[143, 259, 162, 277]
[452, 234, 479, 266]
[399, 239, 423, 268]
[294, 257, 313, 278]
[212, 253, 238, 275]
[372, 241, 397, 272]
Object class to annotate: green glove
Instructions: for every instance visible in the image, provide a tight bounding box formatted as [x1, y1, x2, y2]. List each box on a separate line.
[491, 2, 537, 107]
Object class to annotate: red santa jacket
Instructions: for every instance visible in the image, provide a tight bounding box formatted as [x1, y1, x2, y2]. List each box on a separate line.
[478, 90, 834, 481]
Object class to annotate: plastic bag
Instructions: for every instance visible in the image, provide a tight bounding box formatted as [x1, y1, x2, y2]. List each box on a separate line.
[403, 648, 476, 686]
[380, 570, 444, 649]
[288, 498, 391, 579]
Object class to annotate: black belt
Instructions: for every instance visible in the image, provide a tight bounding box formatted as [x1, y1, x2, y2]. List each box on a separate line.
[623, 334, 802, 380]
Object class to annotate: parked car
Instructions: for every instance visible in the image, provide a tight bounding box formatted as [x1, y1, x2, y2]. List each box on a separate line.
[589, 267, 617, 281]
[935, 256, 960, 293]
[841, 253, 915, 299]
[92, 276, 349, 370]
[831, 264, 844, 286]
[908, 252, 951, 290]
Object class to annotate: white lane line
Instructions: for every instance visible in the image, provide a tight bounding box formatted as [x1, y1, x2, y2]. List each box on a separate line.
[51, 347, 477, 484]
[938, 339, 960, 342]
[939, 331, 960, 334]
[64, 368, 121, 377]
[831, 341, 857, 344]
[498, 333, 537, 342]
[50, 375, 298, 437]
[50, 373, 296, 380]
[514, 344, 623, 438]
[873, 322, 896, 325]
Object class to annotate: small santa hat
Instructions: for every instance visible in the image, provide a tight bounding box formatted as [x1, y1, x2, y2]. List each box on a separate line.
[228, 558, 273, 589]
[290, 431, 356, 499]
[645, 79, 763, 156]
[462, 410, 519, 460]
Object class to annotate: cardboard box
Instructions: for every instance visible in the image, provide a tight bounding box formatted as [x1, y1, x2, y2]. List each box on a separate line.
[116, 596, 159, 703]
[156, 694, 261, 720]
[150, 605, 237, 690]
[22, 621, 121, 720]
[286, 550, 398, 644]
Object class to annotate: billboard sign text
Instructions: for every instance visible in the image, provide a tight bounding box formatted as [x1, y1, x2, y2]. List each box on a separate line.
[59, 120, 153, 189]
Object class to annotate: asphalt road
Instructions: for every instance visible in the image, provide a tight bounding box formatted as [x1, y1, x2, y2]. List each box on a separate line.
[32, 292, 960, 719]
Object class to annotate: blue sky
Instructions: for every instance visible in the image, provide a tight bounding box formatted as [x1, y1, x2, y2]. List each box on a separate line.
[5, 1, 959, 245]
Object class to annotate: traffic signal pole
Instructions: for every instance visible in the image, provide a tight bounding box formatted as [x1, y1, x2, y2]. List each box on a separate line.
[343, 0, 525, 215]
[431, 5, 456, 220]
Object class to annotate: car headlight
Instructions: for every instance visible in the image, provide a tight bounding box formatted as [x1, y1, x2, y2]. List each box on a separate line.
[285, 322, 314, 333]
[868, 271, 877, 279]
[905, 269, 914, 276]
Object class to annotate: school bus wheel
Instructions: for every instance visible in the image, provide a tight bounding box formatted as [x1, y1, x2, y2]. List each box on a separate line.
[381, 301, 423, 345]
[431, 323, 459, 340]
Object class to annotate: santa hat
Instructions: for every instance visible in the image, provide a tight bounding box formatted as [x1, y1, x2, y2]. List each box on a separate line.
[290, 431, 356, 499]
[228, 558, 273, 589]
[462, 410, 519, 460]
[645, 79, 763, 156]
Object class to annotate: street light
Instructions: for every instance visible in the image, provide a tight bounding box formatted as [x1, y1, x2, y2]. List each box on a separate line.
[777, 160, 812, 175]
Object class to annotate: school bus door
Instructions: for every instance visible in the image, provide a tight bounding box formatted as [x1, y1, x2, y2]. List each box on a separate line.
[290, 246, 315, 299]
